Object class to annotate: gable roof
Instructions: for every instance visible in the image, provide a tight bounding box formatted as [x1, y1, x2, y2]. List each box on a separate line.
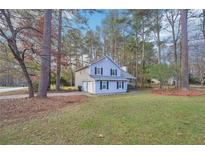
[75, 55, 120, 72]
[75, 65, 89, 72]
[91, 55, 122, 70]
[75, 55, 135, 79]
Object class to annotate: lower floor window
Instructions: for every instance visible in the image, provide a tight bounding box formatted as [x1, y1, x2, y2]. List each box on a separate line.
[100, 81, 109, 90]
[117, 81, 124, 89]
[102, 81, 107, 89]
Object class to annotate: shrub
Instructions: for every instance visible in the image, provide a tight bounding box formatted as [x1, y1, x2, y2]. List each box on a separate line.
[78, 85, 82, 91]
[189, 74, 200, 84]
[32, 80, 39, 92]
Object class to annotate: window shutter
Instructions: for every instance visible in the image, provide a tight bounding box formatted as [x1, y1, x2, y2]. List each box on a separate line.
[95, 67, 97, 75]
[101, 68, 103, 75]
[115, 69, 117, 75]
[122, 82, 124, 89]
[107, 81, 109, 89]
[100, 81, 102, 90]
[110, 69, 112, 75]
[117, 81, 119, 89]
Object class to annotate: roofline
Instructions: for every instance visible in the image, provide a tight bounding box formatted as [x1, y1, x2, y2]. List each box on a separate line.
[90, 75, 128, 81]
[74, 55, 135, 80]
[75, 55, 117, 72]
[94, 79, 128, 81]
[75, 65, 89, 72]
[103, 55, 122, 70]
[121, 69, 136, 79]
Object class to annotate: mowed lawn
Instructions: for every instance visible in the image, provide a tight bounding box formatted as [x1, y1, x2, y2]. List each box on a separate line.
[1, 91, 205, 144]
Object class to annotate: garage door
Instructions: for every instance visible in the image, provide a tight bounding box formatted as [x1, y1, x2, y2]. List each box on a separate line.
[87, 82, 93, 93]
[82, 82, 88, 92]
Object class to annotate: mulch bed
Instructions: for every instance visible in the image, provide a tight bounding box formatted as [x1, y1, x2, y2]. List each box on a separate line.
[0, 95, 87, 127]
[152, 88, 205, 96]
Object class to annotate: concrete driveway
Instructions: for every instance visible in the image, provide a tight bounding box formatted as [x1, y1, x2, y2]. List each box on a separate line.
[0, 87, 27, 93]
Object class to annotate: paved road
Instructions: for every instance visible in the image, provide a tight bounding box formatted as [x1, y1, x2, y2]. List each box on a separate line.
[0, 91, 87, 100]
[0, 87, 27, 93]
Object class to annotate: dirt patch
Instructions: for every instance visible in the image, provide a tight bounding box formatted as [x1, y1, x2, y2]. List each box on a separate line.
[0, 95, 87, 127]
[152, 88, 205, 96]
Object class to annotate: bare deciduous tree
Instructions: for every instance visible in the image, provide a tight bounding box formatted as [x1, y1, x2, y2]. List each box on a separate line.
[0, 10, 42, 97]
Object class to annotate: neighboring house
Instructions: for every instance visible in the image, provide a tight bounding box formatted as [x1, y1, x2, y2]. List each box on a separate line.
[75, 55, 135, 94]
[151, 77, 177, 86]
[168, 76, 177, 86]
[151, 79, 160, 84]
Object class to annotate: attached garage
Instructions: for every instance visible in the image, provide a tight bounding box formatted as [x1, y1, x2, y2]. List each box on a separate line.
[82, 81, 94, 93]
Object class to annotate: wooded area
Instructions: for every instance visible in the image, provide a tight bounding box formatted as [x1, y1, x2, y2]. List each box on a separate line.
[0, 9, 205, 98]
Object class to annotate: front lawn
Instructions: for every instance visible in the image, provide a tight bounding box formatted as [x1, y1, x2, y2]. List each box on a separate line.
[1, 91, 205, 144]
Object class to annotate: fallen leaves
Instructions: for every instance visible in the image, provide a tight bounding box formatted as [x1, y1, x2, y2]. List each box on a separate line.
[0, 95, 87, 127]
[152, 88, 205, 96]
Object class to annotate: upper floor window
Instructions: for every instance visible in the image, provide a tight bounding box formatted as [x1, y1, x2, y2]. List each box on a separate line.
[95, 67, 103, 75]
[110, 69, 117, 76]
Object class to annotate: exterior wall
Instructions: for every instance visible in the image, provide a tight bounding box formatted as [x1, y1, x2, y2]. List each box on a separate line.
[75, 56, 134, 94]
[87, 81, 95, 93]
[90, 57, 121, 77]
[75, 67, 93, 87]
[94, 81, 128, 94]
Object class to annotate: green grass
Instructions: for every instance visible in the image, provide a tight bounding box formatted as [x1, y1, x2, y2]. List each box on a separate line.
[50, 85, 77, 91]
[1, 91, 205, 144]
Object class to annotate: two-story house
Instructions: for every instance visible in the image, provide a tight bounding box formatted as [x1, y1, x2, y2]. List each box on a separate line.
[75, 55, 135, 94]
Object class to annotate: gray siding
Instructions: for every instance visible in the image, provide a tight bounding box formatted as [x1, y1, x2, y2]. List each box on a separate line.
[75, 67, 93, 87]
[90, 57, 121, 77]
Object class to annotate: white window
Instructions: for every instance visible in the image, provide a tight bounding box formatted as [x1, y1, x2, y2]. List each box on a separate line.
[95, 67, 103, 75]
[117, 81, 124, 89]
[102, 81, 107, 89]
[110, 69, 117, 76]
[100, 81, 109, 90]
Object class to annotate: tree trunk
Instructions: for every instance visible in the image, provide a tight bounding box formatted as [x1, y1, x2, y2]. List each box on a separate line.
[203, 10, 205, 42]
[19, 60, 34, 97]
[201, 79, 205, 87]
[157, 29, 161, 64]
[159, 80, 162, 89]
[156, 11, 161, 64]
[56, 9, 62, 91]
[70, 66, 73, 86]
[7, 42, 35, 98]
[112, 34, 115, 59]
[141, 19, 145, 88]
[178, 40, 182, 88]
[170, 23, 179, 88]
[38, 9, 52, 98]
[135, 33, 139, 89]
[180, 9, 189, 90]
[203, 10, 205, 57]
